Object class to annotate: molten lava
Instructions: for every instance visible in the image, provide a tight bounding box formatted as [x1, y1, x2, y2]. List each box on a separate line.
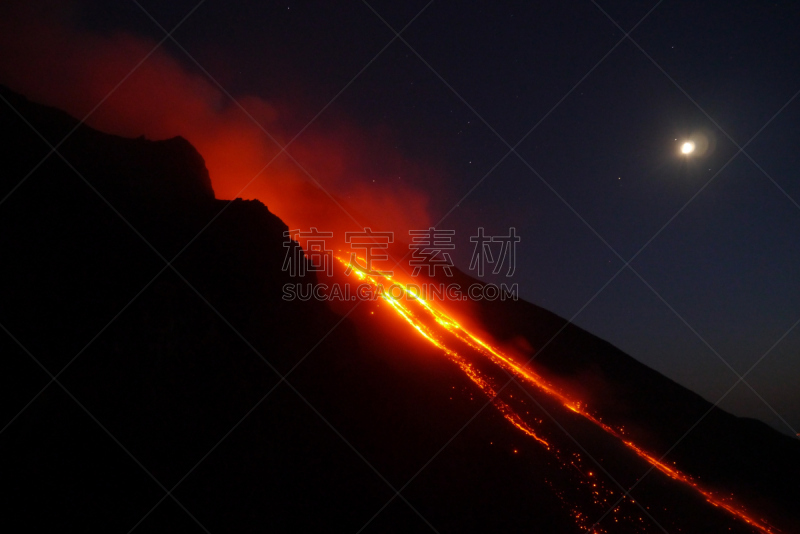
[336, 256, 778, 533]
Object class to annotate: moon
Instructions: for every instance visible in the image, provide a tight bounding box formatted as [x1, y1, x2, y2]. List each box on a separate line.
[681, 141, 695, 154]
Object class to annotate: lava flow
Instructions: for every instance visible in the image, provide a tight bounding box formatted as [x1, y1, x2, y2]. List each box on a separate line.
[335, 255, 777, 533]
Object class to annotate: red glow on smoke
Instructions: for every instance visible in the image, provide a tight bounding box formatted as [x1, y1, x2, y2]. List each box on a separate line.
[0, 0, 434, 243]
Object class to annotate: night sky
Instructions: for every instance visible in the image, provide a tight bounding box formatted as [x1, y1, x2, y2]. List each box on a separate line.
[3, 0, 799, 434]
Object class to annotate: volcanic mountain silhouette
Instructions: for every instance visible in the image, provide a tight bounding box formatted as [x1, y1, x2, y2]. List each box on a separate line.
[1, 86, 798, 533]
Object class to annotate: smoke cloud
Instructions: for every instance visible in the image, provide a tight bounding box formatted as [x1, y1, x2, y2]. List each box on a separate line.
[0, 0, 435, 245]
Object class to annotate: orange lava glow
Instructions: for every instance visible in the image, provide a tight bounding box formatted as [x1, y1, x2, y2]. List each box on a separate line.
[623, 442, 778, 534]
[0, 3, 436, 250]
[0, 5, 779, 531]
[336, 256, 551, 448]
[338, 256, 777, 534]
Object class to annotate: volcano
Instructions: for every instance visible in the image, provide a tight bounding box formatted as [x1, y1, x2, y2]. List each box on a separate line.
[1, 86, 798, 533]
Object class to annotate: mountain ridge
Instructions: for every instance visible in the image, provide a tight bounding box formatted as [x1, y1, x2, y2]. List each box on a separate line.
[1, 85, 797, 533]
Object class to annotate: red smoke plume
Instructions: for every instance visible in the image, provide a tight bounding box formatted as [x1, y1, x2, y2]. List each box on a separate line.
[0, 0, 435, 245]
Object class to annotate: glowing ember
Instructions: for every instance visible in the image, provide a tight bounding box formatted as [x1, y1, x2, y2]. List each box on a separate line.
[337, 256, 776, 533]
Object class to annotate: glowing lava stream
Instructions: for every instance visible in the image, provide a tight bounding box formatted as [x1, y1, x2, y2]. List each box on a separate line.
[336, 257, 776, 533]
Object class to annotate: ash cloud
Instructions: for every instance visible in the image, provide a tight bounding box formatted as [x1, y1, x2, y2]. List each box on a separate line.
[0, 0, 435, 244]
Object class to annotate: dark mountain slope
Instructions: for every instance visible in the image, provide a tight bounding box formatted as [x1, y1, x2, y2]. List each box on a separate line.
[0, 86, 576, 532]
[1, 86, 797, 533]
[468, 280, 800, 523]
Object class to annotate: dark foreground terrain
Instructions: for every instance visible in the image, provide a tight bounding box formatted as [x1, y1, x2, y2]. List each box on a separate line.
[1, 86, 798, 533]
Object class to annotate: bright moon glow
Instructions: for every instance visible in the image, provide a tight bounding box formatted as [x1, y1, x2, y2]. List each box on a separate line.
[681, 141, 695, 154]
